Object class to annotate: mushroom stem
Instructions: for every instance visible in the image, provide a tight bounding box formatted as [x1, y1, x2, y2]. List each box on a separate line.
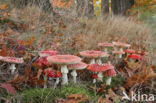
[119, 48, 123, 58]
[119, 54, 122, 58]
[96, 58, 102, 65]
[71, 70, 77, 83]
[54, 78, 59, 89]
[106, 77, 112, 85]
[44, 74, 47, 88]
[61, 65, 69, 85]
[49, 77, 53, 80]
[97, 72, 103, 81]
[90, 59, 95, 64]
[10, 64, 16, 74]
[104, 48, 108, 53]
[114, 47, 117, 51]
[93, 79, 96, 83]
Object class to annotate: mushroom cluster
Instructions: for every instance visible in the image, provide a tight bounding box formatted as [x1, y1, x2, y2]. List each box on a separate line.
[33, 40, 146, 87]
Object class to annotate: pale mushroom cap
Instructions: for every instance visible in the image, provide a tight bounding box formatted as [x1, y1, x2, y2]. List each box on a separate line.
[68, 62, 87, 70]
[39, 50, 58, 57]
[2, 57, 24, 64]
[112, 42, 130, 47]
[98, 43, 113, 47]
[80, 50, 107, 59]
[47, 55, 81, 65]
[137, 51, 148, 55]
[112, 51, 125, 54]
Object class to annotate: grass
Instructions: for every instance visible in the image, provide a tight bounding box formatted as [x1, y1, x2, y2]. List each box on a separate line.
[20, 84, 94, 103]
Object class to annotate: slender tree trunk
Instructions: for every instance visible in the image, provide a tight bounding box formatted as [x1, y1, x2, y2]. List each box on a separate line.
[101, 0, 109, 15]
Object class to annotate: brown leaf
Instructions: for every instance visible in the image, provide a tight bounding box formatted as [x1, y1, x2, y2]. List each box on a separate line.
[36, 69, 43, 79]
[98, 96, 112, 103]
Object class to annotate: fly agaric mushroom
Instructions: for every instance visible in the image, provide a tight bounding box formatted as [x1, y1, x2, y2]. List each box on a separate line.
[68, 62, 87, 83]
[80, 50, 107, 64]
[137, 51, 148, 56]
[124, 49, 135, 55]
[98, 42, 113, 54]
[54, 71, 62, 88]
[127, 54, 142, 62]
[113, 41, 130, 51]
[47, 55, 81, 85]
[103, 68, 116, 85]
[43, 68, 55, 88]
[87, 64, 113, 83]
[36, 57, 51, 67]
[39, 50, 58, 57]
[112, 50, 125, 58]
[91, 74, 98, 83]
[2, 57, 24, 74]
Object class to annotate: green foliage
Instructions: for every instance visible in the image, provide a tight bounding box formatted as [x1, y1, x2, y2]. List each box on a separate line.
[21, 85, 93, 103]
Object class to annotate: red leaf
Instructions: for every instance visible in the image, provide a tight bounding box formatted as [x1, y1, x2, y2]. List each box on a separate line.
[0, 83, 16, 94]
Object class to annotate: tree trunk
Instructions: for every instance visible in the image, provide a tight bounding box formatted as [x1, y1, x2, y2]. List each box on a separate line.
[101, 0, 109, 15]
[111, 0, 134, 15]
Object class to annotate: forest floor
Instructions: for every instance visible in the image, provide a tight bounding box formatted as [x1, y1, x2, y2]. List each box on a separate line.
[0, 1, 156, 103]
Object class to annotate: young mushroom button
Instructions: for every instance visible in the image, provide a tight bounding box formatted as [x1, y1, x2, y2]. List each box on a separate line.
[47, 55, 81, 85]
[87, 64, 112, 83]
[68, 62, 87, 83]
[43, 68, 55, 88]
[103, 68, 116, 85]
[54, 71, 62, 88]
[2, 57, 24, 74]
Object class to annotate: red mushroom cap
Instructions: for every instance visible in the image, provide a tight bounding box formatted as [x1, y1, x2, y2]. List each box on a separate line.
[98, 43, 113, 47]
[87, 64, 113, 72]
[112, 51, 125, 54]
[124, 49, 135, 54]
[44, 68, 55, 77]
[103, 69, 116, 77]
[80, 50, 108, 59]
[102, 62, 114, 70]
[2, 57, 24, 64]
[113, 42, 130, 47]
[128, 54, 142, 60]
[39, 50, 58, 57]
[55, 71, 62, 78]
[137, 51, 148, 56]
[91, 74, 98, 79]
[47, 55, 81, 65]
[36, 57, 51, 66]
[68, 62, 87, 70]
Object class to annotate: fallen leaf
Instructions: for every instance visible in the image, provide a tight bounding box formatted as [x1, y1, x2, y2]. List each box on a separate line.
[0, 83, 16, 94]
